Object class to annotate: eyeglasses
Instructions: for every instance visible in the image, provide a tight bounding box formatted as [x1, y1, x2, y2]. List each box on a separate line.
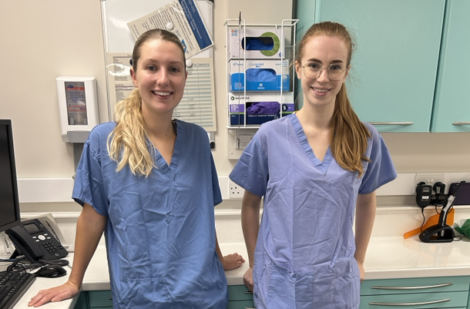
[301, 62, 347, 81]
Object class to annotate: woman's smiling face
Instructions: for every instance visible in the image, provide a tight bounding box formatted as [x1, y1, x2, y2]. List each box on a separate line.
[130, 39, 187, 118]
[295, 35, 349, 109]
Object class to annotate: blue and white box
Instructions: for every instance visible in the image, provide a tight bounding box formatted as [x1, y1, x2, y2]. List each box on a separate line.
[229, 92, 294, 126]
[227, 27, 284, 60]
[229, 59, 290, 92]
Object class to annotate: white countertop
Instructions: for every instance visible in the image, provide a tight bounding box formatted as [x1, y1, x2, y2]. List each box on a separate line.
[365, 236, 470, 279]
[12, 235, 470, 308]
[222, 237, 470, 283]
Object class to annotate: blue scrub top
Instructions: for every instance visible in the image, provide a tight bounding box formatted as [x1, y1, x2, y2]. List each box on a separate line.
[230, 114, 397, 309]
[73, 120, 227, 309]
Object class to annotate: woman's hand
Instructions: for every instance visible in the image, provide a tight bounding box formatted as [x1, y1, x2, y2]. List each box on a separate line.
[222, 253, 245, 271]
[243, 267, 254, 292]
[356, 260, 365, 282]
[28, 280, 80, 307]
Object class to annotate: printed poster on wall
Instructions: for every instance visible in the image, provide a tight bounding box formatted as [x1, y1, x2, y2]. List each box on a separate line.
[127, 0, 213, 58]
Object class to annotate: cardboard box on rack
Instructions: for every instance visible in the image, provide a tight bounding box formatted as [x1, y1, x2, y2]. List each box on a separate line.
[229, 59, 290, 92]
[229, 92, 294, 126]
[227, 27, 284, 60]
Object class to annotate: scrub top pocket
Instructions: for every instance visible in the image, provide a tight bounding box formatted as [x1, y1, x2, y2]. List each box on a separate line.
[110, 190, 152, 280]
[332, 258, 360, 308]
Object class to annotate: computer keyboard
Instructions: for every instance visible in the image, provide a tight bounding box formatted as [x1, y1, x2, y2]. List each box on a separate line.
[0, 271, 36, 309]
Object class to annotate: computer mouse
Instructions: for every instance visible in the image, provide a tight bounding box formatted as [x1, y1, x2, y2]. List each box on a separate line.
[35, 265, 67, 278]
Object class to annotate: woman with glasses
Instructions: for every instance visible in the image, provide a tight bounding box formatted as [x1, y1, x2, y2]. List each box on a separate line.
[229, 21, 397, 308]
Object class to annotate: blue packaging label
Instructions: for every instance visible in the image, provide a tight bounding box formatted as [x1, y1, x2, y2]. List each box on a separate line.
[179, 0, 212, 50]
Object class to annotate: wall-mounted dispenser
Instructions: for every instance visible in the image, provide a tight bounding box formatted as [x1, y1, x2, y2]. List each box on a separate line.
[56, 77, 99, 143]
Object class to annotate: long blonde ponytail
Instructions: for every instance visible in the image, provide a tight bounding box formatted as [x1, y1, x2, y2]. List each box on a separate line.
[107, 88, 155, 177]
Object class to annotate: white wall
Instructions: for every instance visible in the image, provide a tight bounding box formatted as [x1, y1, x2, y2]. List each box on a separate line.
[0, 0, 107, 180]
[0, 0, 469, 211]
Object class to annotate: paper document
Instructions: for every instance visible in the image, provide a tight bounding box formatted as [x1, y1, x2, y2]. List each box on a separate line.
[127, 0, 213, 58]
[0, 232, 15, 258]
[106, 53, 135, 118]
[175, 58, 216, 131]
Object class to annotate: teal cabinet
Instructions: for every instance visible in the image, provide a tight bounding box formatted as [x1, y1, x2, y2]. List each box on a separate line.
[431, 0, 470, 132]
[360, 276, 470, 308]
[296, 0, 470, 133]
[88, 290, 113, 308]
[74, 292, 88, 309]
[73, 278, 470, 308]
[74, 290, 113, 309]
[227, 285, 255, 309]
[297, 0, 445, 132]
[74, 288, 254, 309]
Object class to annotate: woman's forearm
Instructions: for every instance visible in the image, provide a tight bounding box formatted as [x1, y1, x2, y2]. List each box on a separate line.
[354, 191, 376, 264]
[68, 203, 107, 288]
[241, 191, 262, 267]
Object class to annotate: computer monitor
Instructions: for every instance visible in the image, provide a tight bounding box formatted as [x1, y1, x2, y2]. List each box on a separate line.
[0, 119, 22, 233]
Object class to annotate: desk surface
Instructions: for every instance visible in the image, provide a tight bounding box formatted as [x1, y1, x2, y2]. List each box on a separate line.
[12, 236, 470, 308]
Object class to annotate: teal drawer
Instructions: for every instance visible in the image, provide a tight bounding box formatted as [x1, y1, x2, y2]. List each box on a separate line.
[88, 290, 113, 308]
[74, 292, 88, 309]
[360, 291, 468, 309]
[361, 276, 470, 296]
[228, 285, 254, 301]
[227, 300, 256, 309]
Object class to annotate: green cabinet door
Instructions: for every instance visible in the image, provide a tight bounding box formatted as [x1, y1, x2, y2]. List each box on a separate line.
[360, 292, 468, 308]
[431, 0, 470, 132]
[227, 300, 255, 309]
[88, 290, 113, 308]
[74, 292, 88, 309]
[227, 285, 255, 308]
[296, 0, 445, 132]
[360, 276, 470, 309]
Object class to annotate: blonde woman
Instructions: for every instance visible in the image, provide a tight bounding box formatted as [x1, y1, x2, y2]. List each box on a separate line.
[29, 29, 244, 308]
[230, 21, 396, 308]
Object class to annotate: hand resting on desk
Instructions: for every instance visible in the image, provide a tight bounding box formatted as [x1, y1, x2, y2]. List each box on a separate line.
[223, 253, 245, 271]
[28, 278, 80, 307]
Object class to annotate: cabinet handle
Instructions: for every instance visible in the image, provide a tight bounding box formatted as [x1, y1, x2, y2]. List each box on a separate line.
[370, 282, 452, 290]
[244, 290, 255, 309]
[453, 122, 470, 125]
[368, 122, 413, 125]
[369, 298, 450, 306]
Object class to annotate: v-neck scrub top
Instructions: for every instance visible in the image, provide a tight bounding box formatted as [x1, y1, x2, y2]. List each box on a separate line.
[73, 120, 227, 309]
[229, 114, 397, 309]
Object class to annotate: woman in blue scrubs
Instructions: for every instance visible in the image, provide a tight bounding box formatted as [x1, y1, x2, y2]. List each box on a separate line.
[230, 22, 397, 308]
[29, 29, 244, 308]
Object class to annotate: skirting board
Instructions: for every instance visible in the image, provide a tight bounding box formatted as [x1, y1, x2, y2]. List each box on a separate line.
[17, 172, 470, 203]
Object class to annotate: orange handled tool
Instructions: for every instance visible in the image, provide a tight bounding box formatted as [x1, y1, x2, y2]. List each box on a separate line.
[403, 208, 455, 239]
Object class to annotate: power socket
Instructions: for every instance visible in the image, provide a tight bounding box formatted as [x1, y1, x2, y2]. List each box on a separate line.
[415, 173, 445, 188]
[229, 180, 245, 199]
